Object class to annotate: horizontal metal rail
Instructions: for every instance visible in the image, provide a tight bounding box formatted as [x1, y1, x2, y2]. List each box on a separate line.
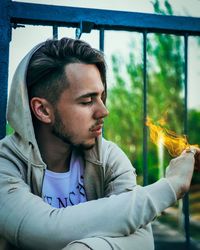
[10, 1, 200, 36]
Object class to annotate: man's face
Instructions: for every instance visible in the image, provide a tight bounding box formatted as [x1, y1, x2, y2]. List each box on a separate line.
[52, 63, 109, 150]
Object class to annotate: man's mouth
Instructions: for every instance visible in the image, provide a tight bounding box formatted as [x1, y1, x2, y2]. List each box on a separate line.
[89, 122, 104, 135]
[90, 125, 103, 132]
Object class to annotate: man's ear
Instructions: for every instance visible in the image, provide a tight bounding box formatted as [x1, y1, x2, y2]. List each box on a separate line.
[30, 97, 53, 124]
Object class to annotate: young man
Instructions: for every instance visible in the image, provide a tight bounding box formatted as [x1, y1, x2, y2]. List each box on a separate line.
[0, 37, 197, 250]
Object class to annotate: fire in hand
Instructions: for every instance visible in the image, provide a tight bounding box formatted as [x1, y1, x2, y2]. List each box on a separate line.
[146, 117, 200, 171]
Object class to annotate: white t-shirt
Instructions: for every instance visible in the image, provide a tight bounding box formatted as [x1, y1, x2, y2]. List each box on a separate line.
[42, 151, 87, 208]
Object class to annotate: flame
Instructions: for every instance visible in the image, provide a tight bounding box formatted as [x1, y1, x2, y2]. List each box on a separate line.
[146, 117, 199, 157]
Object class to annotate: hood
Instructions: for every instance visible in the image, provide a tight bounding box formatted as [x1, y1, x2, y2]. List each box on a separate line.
[7, 43, 45, 166]
[7, 43, 45, 146]
[6, 42, 102, 166]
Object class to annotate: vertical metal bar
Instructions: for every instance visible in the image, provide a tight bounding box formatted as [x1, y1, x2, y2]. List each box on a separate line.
[183, 33, 190, 249]
[99, 28, 105, 136]
[184, 34, 188, 137]
[53, 25, 58, 39]
[99, 28, 104, 52]
[0, 0, 11, 139]
[143, 31, 148, 186]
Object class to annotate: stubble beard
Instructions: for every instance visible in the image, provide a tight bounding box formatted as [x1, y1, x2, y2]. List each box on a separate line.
[52, 109, 95, 151]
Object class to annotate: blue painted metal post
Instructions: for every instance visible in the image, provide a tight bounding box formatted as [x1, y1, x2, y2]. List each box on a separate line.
[53, 25, 58, 39]
[99, 28, 105, 136]
[10, 2, 200, 36]
[0, 0, 11, 139]
[99, 28, 104, 52]
[143, 31, 148, 186]
[183, 33, 191, 249]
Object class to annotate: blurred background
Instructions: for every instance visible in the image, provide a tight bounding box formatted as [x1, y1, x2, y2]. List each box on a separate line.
[8, 0, 200, 248]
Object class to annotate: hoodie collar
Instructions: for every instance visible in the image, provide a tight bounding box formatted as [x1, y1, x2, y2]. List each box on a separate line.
[84, 136, 102, 165]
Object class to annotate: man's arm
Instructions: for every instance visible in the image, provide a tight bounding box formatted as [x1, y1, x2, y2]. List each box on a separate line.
[63, 225, 154, 250]
[0, 150, 194, 250]
[76, 141, 195, 250]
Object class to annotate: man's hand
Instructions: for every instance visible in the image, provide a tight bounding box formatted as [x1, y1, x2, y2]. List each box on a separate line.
[165, 149, 195, 199]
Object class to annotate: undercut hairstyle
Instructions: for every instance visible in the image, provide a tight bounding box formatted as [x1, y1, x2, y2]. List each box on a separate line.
[27, 37, 107, 105]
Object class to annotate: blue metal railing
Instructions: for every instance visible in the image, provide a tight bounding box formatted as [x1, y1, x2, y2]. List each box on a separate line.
[0, 1, 200, 248]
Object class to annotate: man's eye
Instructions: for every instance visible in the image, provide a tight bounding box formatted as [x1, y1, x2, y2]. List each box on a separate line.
[81, 100, 93, 105]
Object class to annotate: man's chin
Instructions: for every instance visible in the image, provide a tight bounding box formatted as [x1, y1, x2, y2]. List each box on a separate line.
[77, 143, 95, 151]
[80, 137, 97, 150]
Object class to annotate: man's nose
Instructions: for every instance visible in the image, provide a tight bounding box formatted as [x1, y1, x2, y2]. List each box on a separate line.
[94, 101, 109, 119]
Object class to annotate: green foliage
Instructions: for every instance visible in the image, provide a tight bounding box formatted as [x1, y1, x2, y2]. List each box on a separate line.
[188, 109, 200, 146]
[148, 32, 185, 132]
[104, 0, 200, 184]
[104, 53, 143, 173]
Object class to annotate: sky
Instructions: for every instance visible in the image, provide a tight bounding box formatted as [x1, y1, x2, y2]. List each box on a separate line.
[10, 0, 200, 109]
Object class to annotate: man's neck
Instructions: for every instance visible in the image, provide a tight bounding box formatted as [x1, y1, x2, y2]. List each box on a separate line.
[35, 124, 72, 173]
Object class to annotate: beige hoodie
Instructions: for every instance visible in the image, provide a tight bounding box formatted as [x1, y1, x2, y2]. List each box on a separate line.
[0, 43, 176, 250]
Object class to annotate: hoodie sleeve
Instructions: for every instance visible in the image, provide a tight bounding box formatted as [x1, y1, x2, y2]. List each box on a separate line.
[0, 156, 176, 250]
[62, 225, 154, 250]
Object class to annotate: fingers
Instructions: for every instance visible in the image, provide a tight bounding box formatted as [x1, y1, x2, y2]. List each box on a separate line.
[182, 147, 200, 171]
[182, 147, 196, 156]
[165, 151, 195, 199]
